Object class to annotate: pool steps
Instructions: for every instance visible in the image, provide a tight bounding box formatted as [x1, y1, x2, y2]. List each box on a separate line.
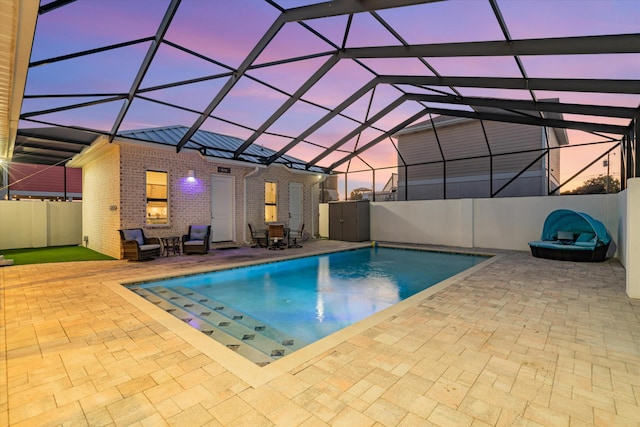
[131, 285, 307, 366]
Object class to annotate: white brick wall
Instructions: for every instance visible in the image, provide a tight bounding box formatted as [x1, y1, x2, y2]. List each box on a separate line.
[119, 142, 252, 246]
[82, 139, 323, 258]
[82, 144, 121, 258]
[245, 165, 320, 240]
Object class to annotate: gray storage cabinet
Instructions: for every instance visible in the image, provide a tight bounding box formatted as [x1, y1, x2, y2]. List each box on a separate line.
[328, 200, 370, 241]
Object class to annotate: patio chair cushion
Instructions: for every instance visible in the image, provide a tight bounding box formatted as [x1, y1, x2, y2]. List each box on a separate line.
[139, 244, 161, 251]
[122, 229, 145, 246]
[189, 225, 209, 240]
[184, 240, 205, 246]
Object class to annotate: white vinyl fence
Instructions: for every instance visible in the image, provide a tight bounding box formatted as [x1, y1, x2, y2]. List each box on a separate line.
[0, 200, 82, 250]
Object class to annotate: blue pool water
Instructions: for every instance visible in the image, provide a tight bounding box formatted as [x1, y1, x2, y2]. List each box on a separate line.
[131, 248, 487, 346]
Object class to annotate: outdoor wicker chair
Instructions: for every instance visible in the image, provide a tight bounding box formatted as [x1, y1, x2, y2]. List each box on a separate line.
[119, 228, 161, 261]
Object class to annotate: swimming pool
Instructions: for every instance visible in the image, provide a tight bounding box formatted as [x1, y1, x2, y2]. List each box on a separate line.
[128, 247, 487, 365]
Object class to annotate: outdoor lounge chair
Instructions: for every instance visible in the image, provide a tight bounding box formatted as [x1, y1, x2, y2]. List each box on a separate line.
[288, 223, 304, 248]
[119, 228, 161, 261]
[248, 223, 268, 248]
[182, 225, 211, 254]
[528, 209, 612, 262]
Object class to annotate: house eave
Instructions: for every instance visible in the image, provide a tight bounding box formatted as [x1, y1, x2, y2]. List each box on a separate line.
[0, 0, 38, 161]
[66, 136, 112, 168]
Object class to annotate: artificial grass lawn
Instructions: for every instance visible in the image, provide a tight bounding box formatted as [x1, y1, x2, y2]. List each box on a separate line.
[0, 246, 115, 265]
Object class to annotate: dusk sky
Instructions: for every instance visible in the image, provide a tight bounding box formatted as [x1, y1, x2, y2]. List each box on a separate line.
[21, 0, 640, 197]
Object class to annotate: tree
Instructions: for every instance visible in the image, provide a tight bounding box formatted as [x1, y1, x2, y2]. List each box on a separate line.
[564, 175, 620, 195]
[349, 187, 370, 200]
[349, 190, 363, 200]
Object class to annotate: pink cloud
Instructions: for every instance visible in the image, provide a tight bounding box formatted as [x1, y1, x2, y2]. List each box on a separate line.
[165, 0, 278, 68]
[32, 1, 169, 61]
[500, 0, 640, 39]
[378, 0, 504, 45]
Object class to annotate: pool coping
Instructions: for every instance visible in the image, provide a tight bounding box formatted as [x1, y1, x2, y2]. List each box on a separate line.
[107, 243, 502, 388]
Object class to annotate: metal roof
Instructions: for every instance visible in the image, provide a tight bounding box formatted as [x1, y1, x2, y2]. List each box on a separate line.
[119, 125, 325, 173]
[1, 0, 638, 181]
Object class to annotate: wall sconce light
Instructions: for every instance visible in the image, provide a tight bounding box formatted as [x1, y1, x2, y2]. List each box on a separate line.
[187, 169, 195, 182]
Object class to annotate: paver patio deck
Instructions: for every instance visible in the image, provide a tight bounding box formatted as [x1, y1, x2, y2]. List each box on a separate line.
[1, 240, 638, 426]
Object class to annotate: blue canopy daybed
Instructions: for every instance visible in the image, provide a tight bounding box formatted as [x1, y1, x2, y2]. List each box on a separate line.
[528, 209, 612, 262]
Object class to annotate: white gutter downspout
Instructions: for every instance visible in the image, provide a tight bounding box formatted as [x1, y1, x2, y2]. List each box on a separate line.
[243, 167, 261, 244]
[312, 175, 328, 238]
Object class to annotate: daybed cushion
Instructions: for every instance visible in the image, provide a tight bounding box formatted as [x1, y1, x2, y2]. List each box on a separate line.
[528, 241, 593, 251]
[574, 241, 597, 248]
[122, 229, 144, 245]
[556, 230, 574, 242]
[576, 232, 596, 242]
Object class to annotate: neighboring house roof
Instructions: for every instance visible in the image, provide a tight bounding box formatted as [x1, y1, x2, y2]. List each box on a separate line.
[6, 163, 81, 198]
[118, 125, 325, 173]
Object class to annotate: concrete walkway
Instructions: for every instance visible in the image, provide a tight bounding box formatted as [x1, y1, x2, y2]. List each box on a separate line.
[1, 241, 638, 426]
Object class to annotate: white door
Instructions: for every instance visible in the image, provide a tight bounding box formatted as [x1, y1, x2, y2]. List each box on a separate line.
[289, 182, 303, 231]
[211, 175, 234, 242]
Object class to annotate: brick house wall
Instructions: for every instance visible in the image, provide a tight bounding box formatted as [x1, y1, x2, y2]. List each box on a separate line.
[245, 164, 320, 240]
[75, 138, 323, 259]
[118, 141, 253, 249]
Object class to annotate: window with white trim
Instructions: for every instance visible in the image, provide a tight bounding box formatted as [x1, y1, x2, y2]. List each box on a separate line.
[264, 181, 277, 222]
[146, 170, 168, 225]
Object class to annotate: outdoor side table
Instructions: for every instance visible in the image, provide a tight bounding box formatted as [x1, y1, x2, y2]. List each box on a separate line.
[161, 236, 181, 256]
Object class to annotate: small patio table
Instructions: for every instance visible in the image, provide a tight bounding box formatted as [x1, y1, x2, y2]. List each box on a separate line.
[161, 236, 181, 256]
